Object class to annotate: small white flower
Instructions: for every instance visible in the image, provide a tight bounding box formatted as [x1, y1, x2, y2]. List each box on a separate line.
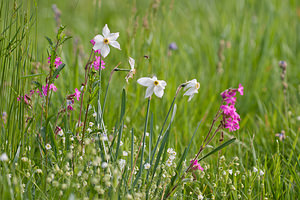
[120, 141, 123, 146]
[125, 57, 136, 82]
[93, 112, 97, 118]
[183, 79, 200, 101]
[167, 148, 174, 154]
[21, 157, 28, 162]
[101, 162, 108, 168]
[93, 24, 121, 58]
[77, 171, 82, 177]
[198, 194, 204, 200]
[297, 116, 300, 121]
[259, 170, 264, 176]
[36, 169, 43, 174]
[222, 171, 227, 176]
[119, 159, 126, 170]
[166, 159, 173, 167]
[87, 128, 92, 133]
[0, 153, 9, 162]
[45, 144, 52, 150]
[123, 151, 128, 156]
[58, 129, 64, 136]
[145, 132, 149, 137]
[169, 155, 176, 160]
[137, 76, 167, 98]
[228, 169, 233, 175]
[253, 167, 258, 173]
[100, 134, 108, 141]
[89, 122, 94, 127]
[144, 163, 151, 170]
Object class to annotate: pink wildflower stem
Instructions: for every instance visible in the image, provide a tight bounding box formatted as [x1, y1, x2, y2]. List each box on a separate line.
[164, 102, 224, 199]
[78, 49, 94, 132]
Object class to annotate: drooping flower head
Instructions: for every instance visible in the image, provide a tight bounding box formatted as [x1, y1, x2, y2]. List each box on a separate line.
[125, 57, 136, 82]
[137, 76, 167, 98]
[92, 24, 121, 58]
[183, 79, 200, 101]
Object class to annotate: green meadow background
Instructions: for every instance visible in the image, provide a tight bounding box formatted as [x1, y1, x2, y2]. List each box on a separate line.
[1, 0, 299, 198]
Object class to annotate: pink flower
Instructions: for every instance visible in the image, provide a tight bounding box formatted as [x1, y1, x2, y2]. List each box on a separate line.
[74, 88, 81, 101]
[42, 84, 57, 96]
[42, 85, 48, 96]
[220, 84, 243, 132]
[238, 84, 244, 96]
[90, 39, 95, 45]
[49, 84, 57, 92]
[67, 105, 73, 111]
[190, 159, 204, 171]
[48, 55, 62, 68]
[92, 56, 105, 70]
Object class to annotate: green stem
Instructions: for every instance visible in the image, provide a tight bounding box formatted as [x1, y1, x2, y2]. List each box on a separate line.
[132, 97, 151, 186]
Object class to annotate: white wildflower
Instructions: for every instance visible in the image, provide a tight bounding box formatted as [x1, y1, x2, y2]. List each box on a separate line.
[101, 162, 108, 168]
[58, 129, 64, 136]
[45, 144, 52, 150]
[119, 159, 126, 170]
[0, 153, 9, 162]
[183, 79, 200, 101]
[144, 163, 151, 170]
[125, 57, 136, 82]
[259, 170, 264, 176]
[253, 167, 258, 173]
[93, 24, 121, 58]
[137, 76, 167, 98]
[123, 151, 128, 156]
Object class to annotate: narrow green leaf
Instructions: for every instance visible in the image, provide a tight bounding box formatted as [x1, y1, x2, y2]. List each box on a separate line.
[51, 63, 65, 81]
[198, 138, 236, 162]
[21, 73, 44, 79]
[45, 36, 53, 46]
[115, 121, 123, 159]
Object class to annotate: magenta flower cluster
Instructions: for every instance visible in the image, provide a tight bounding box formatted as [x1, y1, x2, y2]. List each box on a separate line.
[93, 56, 105, 70]
[66, 88, 81, 111]
[220, 84, 244, 132]
[190, 159, 204, 171]
[48, 55, 63, 78]
[90, 40, 106, 70]
[48, 56, 62, 67]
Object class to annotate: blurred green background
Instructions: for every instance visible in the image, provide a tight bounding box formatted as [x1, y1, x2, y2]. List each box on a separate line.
[1, 0, 299, 177]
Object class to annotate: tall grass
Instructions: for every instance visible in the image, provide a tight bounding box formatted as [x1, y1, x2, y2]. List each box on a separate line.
[0, 0, 299, 199]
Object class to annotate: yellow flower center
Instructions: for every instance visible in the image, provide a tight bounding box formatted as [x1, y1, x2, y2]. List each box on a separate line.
[196, 82, 200, 89]
[103, 38, 109, 44]
[154, 80, 159, 86]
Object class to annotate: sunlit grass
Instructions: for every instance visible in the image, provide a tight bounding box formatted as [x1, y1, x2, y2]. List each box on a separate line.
[0, 0, 299, 199]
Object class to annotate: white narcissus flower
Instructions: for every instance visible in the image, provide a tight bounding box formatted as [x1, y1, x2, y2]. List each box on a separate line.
[137, 76, 167, 98]
[183, 79, 200, 101]
[125, 57, 136, 82]
[93, 24, 121, 58]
